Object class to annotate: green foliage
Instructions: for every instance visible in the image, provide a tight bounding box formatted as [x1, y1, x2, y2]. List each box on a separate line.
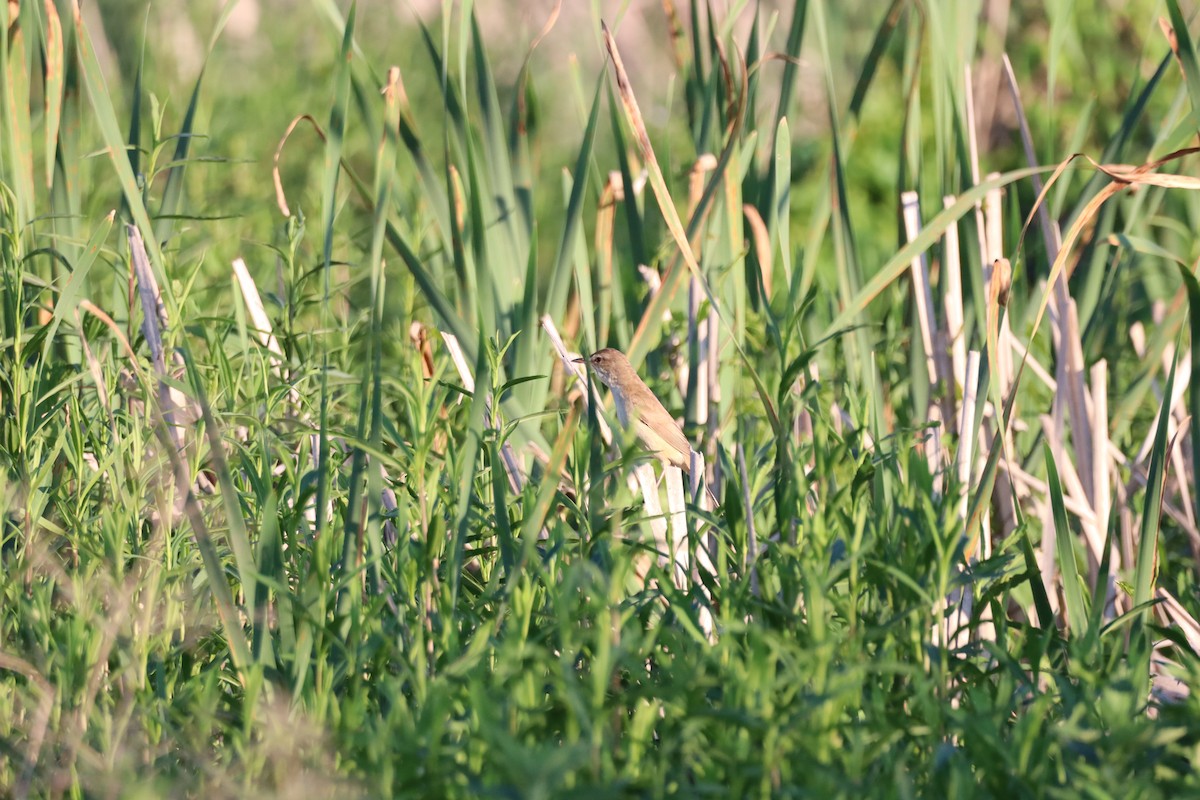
[1, 0, 1199, 797]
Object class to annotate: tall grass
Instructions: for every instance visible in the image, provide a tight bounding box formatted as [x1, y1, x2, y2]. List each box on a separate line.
[3, 0, 1200, 796]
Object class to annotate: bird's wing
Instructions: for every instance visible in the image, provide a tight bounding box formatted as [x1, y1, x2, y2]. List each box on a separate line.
[636, 415, 692, 470]
[660, 418, 692, 462]
[624, 379, 694, 469]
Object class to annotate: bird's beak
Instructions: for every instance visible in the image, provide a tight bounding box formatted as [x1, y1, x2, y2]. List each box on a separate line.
[571, 356, 586, 364]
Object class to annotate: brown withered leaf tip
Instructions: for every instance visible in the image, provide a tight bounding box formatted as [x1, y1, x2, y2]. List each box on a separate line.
[992, 257, 1012, 308]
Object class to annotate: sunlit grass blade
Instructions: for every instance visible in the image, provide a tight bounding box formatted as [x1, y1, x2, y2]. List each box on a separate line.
[566, 170, 598, 355]
[253, 488, 281, 666]
[608, 82, 646, 346]
[847, 0, 904, 119]
[766, 0, 807, 140]
[604, 22, 780, 443]
[2, 3, 36, 234]
[768, 116, 791, 299]
[41, 0, 64, 191]
[518, 404, 578, 550]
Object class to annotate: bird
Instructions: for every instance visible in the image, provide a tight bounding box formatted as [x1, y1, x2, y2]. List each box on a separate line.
[574, 348, 719, 506]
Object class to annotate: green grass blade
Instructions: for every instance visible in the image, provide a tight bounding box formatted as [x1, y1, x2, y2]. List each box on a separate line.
[1180, 264, 1200, 527]
[818, 166, 1047, 341]
[39, 209, 113, 360]
[1166, 0, 1200, 137]
[253, 488, 281, 667]
[1044, 441, 1086, 637]
[565, 169, 597, 355]
[313, 3, 356, 538]
[471, 11, 528, 288]
[847, 0, 904, 120]
[450, 332, 489, 606]
[125, 7, 147, 218]
[545, 75, 604, 334]
[1133, 349, 1178, 611]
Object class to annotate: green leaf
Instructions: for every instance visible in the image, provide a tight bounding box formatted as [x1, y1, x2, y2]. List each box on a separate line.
[1044, 441, 1086, 637]
[1166, 0, 1200, 138]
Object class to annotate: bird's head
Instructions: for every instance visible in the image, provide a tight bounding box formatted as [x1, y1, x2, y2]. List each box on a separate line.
[572, 348, 632, 387]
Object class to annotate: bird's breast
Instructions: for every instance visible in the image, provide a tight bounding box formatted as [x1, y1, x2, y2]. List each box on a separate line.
[610, 386, 633, 428]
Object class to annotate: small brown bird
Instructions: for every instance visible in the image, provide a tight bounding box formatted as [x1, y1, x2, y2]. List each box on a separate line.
[574, 348, 718, 505]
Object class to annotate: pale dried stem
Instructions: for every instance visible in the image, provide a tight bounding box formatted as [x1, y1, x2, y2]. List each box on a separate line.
[127, 226, 201, 527]
[638, 263, 673, 324]
[665, 466, 690, 587]
[901, 191, 942, 393]
[980, 184, 1011, 550]
[1090, 360, 1119, 616]
[902, 191, 947, 491]
[1, 649, 54, 798]
[1133, 346, 1189, 465]
[1041, 415, 1107, 574]
[634, 463, 673, 593]
[942, 196, 967, 394]
[956, 351, 981, 530]
[664, 464, 717, 642]
[1157, 588, 1200, 655]
[541, 314, 613, 445]
[950, 352, 988, 647]
[1064, 301, 1095, 505]
[1001, 54, 1067, 351]
[983, 182, 1014, 397]
[686, 278, 708, 417]
[1035, 499, 1062, 617]
[706, 306, 721, 498]
[999, 459, 1097, 525]
[737, 443, 760, 598]
[965, 64, 989, 281]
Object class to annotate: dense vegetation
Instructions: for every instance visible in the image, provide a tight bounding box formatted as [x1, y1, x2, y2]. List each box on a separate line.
[3, 0, 1200, 796]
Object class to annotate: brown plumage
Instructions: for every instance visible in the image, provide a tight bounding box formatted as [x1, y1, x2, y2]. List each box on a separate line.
[574, 349, 688, 465]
